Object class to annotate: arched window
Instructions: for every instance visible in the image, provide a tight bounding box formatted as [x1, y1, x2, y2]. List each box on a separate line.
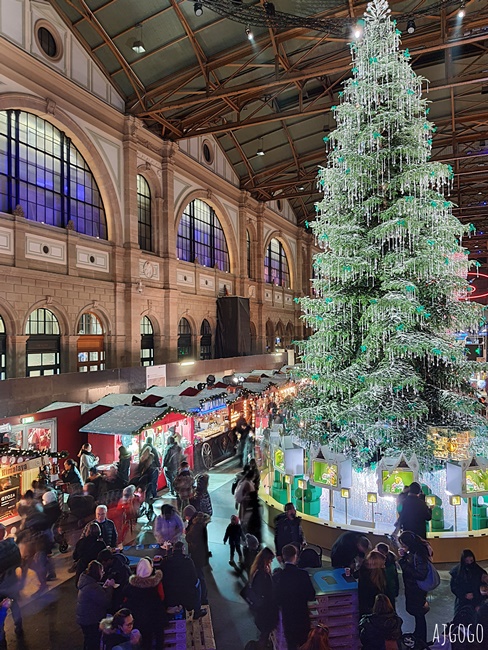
[0, 111, 107, 238]
[285, 322, 294, 349]
[247, 230, 252, 279]
[141, 316, 154, 366]
[177, 199, 229, 271]
[264, 238, 290, 288]
[137, 175, 152, 252]
[0, 316, 5, 380]
[25, 308, 60, 376]
[200, 319, 212, 360]
[178, 318, 192, 360]
[275, 322, 284, 350]
[77, 312, 105, 372]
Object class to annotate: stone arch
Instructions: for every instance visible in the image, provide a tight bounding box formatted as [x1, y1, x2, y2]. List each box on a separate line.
[285, 321, 295, 347]
[74, 304, 113, 337]
[0, 93, 123, 246]
[0, 298, 20, 335]
[263, 231, 295, 290]
[23, 299, 70, 336]
[140, 310, 162, 337]
[174, 189, 238, 275]
[249, 320, 257, 355]
[265, 319, 275, 353]
[136, 164, 161, 200]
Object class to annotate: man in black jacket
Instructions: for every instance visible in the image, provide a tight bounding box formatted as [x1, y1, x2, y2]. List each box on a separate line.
[92, 505, 117, 547]
[274, 503, 304, 562]
[273, 544, 315, 650]
[330, 531, 371, 570]
[0, 525, 23, 640]
[397, 482, 432, 539]
[162, 436, 182, 496]
[160, 542, 205, 617]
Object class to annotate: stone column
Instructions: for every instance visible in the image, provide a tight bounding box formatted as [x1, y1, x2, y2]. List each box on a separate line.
[255, 203, 266, 354]
[237, 191, 251, 296]
[7, 335, 27, 378]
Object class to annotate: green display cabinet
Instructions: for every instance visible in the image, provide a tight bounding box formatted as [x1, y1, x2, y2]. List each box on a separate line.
[295, 484, 321, 517]
[472, 503, 488, 530]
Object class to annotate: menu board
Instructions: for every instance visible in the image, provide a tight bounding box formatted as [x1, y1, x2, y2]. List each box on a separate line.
[0, 474, 20, 520]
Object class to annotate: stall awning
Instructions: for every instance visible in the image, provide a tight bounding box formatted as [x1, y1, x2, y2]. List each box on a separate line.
[80, 405, 167, 435]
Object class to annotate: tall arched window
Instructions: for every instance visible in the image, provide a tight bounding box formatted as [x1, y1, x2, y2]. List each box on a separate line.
[264, 238, 290, 288]
[275, 322, 284, 350]
[178, 318, 192, 360]
[141, 316, 154, 366]
[0, 111, 107, 238]
[25, 308, 60, 376]
[247, 230, 252, 279]
[285, 322, 294, 349]
[77, 312, 105, 372]
[137, 175, 152, 252]
[0, 316, 5, 380]
[200, 319, 212, 360]
[177, 199, 229, 271]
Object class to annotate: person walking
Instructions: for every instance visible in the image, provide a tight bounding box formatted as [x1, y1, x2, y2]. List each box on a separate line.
[161, 541, 205, 618]
[78, 443, 99, 485]
[243, 491, 262, 542]
[273, 544, 315, 650]
[450, 549, 487, 616]
[162, 437, 182, 497]
[190, 474, 213, 517]
[223, 515, 244, 565]
[249, 547, 278, 650]
[153, 504, 185, 546]
[140, 437, 161, 503]
[274, 503, 305, 562]
[0, 524, 23, 639]
[184, 505, 210, 612]
[396, 482, 432, 539]
[116, 446, 132, 486]
[174, 461, 194, 513]
[234, 417, 254, 467]
[359, 593, 403, 650]
[76, 560, 115, 650]
[235, 471, 256, 523]
[398, 531, 431, 642]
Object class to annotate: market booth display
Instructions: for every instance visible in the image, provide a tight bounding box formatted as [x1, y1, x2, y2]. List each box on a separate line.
[79, 405, 190, 489]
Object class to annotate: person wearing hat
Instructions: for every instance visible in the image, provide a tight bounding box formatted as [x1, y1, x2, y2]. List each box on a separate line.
[122, 557, 165, 650]
[184, 505, 210, 607]
[0, 524, 23, 641]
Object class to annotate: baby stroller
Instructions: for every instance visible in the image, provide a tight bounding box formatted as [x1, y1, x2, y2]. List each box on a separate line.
[297, 544, 322, 569]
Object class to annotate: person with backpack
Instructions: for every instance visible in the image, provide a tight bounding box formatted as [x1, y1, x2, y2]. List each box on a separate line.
[398, 531, 433, 643]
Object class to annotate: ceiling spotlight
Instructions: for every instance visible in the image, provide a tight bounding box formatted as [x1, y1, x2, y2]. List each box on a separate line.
[458, 3, 465, 18]
[132, 23, 145, 54]
[256, 137, 265, 156]
[264, 2, 276, 17]
[354, 25, 362, 38]
[407, 18, 415, 34]
[298, 185, 305, 191]
[194, 2, 203, 17]
[245, 25, 253, 40]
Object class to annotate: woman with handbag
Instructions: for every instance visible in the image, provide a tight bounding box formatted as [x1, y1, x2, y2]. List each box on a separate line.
[249, 547, 278, 650]
[398, 531, 432, 642]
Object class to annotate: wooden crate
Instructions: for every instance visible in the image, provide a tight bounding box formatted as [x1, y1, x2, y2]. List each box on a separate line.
[164, 608, 216, 650]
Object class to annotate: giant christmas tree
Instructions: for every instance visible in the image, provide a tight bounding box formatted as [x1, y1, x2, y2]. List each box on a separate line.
[295, 0, 487, 467]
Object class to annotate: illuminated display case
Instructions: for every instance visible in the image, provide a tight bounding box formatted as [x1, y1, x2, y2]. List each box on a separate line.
[447, 456, 488, 497]
[377, 453, 419, 497]
[310, 449, 352, 491]
[272, 437, 304, 475]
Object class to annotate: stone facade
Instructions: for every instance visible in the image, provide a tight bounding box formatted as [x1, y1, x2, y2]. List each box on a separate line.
[0, 0, 315, 378]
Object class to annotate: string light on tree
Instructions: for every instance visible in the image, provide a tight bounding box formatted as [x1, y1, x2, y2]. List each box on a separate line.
[293, 0, 487, 468]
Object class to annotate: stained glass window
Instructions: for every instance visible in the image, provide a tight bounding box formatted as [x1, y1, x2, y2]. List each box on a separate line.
[0, 110, 107, 238]
[137, 175, 152, 252]
[177, 199, 229, 271]
[264, 238, 290, 288]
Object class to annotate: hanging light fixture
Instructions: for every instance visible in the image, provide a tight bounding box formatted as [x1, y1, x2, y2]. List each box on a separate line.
[245, 25, 254, 40]
[406, 18, 415, 34]
[458, 3, 465, 18]
[194, 2, 203, 17]
[132, 23, 145, 54]
[256, 137, 265, 156]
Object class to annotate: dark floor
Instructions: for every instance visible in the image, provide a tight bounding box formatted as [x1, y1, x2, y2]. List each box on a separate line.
[2, 459, 467, 649]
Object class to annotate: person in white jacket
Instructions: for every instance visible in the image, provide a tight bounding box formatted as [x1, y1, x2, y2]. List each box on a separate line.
[78, 443, 99, 484]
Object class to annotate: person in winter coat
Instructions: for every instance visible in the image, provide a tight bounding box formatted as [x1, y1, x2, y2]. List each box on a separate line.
[76, 560, 115, 650]
[122, 558, 165, 650]
[0, 525, 23, 638]
[223, 515, 244, 564]
[450, 548, 487, 616]
[359, 593, 403, 650]
[375, 542, 400, 610]
[153, 504, 184, 545]
[398, 531, 430, 643]
[397, 482, 432, 540]
[174, 461, 194, 513]
[78, 444, 99, 484]
[98, 548, 132, 612]
[358, 550, 388, 616]
[184, 505, 210, 611]
[140, 437, 160, 502]
[274, 503, 305, 562]
[73, 522, 107, 583]
[190, 474, 213, 517]
[249, 547, 278, 649]
[100, 608, 142, 650]
[61, 459, 84, 488]
[161, 541, 205, 617]
[116, 446, 132, 486]
[330, 531, 371, 571]
[162, 437, 182, 496]
[235, 471, 256, 522]
[243, 533, 261, 576]
[273, 544, 315, 650]
[243, 490, 263, 542]
[234, 417, 254, 467]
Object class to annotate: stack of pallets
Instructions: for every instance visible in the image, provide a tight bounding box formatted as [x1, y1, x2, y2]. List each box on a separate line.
[164, 609, 216, 650]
